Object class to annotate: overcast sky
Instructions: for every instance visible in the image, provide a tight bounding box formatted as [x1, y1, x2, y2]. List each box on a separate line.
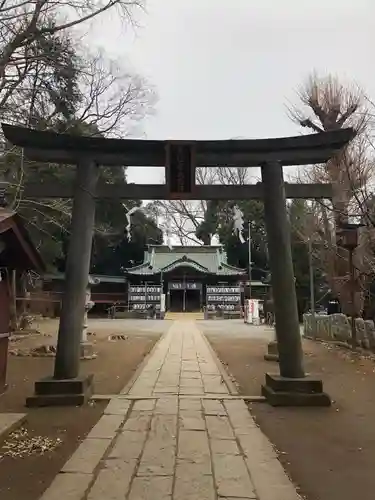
[89, 0, 373, 185]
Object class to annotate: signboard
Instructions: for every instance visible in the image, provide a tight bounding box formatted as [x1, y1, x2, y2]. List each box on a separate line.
[170, 282, 183, 290]
[129, 286, 161, 293]
[128, 284, 161, 310]
[169, 282, 201, 290]
[207, 304, 235, 311]
[166, 142, 195, 196]
[206, 286, 240, 294]
[206, 295, 240, 303]
[206, 284, 241, 311]
[131, 303, 161, 310]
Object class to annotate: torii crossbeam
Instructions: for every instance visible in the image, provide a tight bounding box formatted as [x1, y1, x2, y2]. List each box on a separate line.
[1, 123, 354, 407]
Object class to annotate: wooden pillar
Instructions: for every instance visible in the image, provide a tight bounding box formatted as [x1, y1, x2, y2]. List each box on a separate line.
[0, 278, 10, 394]
[261, 162, 305, 379]
[54, 158, 98, 380]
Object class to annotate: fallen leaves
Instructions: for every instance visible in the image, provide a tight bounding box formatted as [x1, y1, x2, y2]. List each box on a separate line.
[0, 428, 62, 459]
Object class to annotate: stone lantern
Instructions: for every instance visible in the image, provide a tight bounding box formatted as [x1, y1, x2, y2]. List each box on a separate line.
[80, 276, 100, 359]
[336, 223, 364, 347]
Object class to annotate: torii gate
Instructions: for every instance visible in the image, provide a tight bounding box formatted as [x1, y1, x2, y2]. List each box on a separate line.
[1, 124, 354, 406]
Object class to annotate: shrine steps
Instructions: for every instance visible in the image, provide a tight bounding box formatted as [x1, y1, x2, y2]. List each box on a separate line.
[164, 312, 204, 321]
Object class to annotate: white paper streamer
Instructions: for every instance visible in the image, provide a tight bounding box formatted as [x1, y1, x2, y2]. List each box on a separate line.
[165, 216, 173, 250]
[125, 206, 140, 241]
[233, 205, 245, 243]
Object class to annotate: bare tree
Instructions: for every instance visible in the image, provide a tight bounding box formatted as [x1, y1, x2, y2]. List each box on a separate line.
[76, 52, 156, 138]
[147, 165, 254, 246]
[0, 0, 144, 113]
[0, 50, 155, 270]
[290, 73, 375, 315]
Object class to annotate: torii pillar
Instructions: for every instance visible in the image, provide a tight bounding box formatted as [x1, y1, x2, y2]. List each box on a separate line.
[27, 158, 98, 406]
[260, 162, 330, 406]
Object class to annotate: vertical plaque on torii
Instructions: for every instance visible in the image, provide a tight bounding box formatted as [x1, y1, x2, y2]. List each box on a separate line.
[165, 142, 196, 198]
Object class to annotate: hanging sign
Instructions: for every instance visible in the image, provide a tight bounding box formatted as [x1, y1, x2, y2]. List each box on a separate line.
[206, 284, 241, 311]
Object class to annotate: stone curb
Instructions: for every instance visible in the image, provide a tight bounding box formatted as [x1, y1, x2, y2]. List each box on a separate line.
[198, 327, 238, 395]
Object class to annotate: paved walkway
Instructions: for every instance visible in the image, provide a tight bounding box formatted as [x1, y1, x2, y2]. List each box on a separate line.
[40, 321, 301, 500]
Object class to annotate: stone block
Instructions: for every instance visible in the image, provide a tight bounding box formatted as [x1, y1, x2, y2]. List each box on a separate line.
[26, 375, 93, 407]
[365, 320, 375, 351]
[122, 411, 152, 432]
[180, 371, 201, 379]
[224, 400, 256, 434]
[62, 438, 112, 474]
[108, 431, 147, 461]
[244, 455, 301, 500]
[210, 439, 240, 456]
[128, 476, 173, 500]
[0, 413, 27, 443]
[137, 438, 176, 476]
[80, 342, 96, 359]
[87, 415, 124, 439]
[180, 387, 205, 396]
[133, 399, 156, 411]
[202, 399, 227, 416]
[206, 415, 235, 440]
[104, 399, 130, 416]
[137, 415, 177, 475]
[179, 410, 206, 431]
[331, 313, 350, 342]
[150, 414, 177, 439]
[265, 373, 324, 393]
[34, 375, 93, 395]
[87, 459, 137, 500]
[262, 373, 331, 407]
[39, 472, 93, 500]
[178, 430, 211, 473]
[174, 463, 215, 500]
[212, 453, 256, 498]
[237, 428, 276, 462]
[180, 378, 204, 388]
[179, 398, 202, 411]
[355, 317, 368, 348]
[264, 340, 279, 361]
[154, 396, 178, 415]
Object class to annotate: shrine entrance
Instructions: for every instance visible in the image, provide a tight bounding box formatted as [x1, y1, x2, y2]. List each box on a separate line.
[168, 282, 202, 312]
[169, 288, 183, 312]
[1, 123, 354, 407]
[185, 288, 200, 312]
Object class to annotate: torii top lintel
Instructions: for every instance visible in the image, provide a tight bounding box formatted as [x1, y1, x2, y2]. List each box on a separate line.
[1, 124, 354, 168]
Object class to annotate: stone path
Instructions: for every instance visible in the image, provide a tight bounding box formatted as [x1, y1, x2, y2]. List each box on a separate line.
[40, 321, 301, 500]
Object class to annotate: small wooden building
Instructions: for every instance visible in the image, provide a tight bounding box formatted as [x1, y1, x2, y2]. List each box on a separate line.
[0, 209, 44, 394]
[40, 273, 127, 316]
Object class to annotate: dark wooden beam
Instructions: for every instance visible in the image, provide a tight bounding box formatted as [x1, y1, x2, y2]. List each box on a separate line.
[21, 182, 332, 200]
[17, 145, 347, 167]
[2, 123, 355, 167]
[195, 183, 333, 200]
[197, 147, 343, 167]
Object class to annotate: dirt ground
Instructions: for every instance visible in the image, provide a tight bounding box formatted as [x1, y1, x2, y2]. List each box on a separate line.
[206, 333, 375, 500]
[0, 321, 160, 500]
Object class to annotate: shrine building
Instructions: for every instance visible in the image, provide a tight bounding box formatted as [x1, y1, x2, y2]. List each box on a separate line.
[126, 245, 267, 313]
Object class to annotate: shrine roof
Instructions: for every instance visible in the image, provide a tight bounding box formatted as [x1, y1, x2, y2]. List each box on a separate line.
[0, 209, 44, 271]
[126, 245, 246, 276]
